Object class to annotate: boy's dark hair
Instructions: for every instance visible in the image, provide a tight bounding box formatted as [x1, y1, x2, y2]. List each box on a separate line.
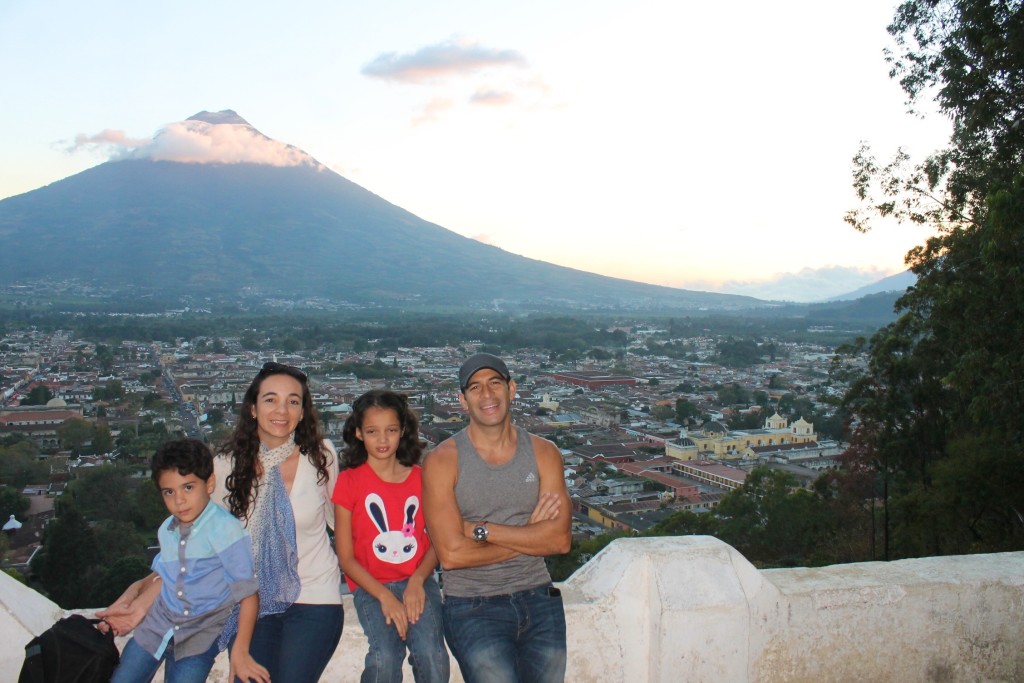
[151, 438, 214, 485]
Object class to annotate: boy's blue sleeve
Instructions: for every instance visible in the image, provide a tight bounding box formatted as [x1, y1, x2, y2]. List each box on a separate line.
[211, 514, 258, 601]
[219, 534, 259, 602]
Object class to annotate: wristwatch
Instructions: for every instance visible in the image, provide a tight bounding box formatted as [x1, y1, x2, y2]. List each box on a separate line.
[472, 521, 489, 542]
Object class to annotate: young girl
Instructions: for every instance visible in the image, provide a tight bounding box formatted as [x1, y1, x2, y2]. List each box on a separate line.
[333, 390, 449, 683]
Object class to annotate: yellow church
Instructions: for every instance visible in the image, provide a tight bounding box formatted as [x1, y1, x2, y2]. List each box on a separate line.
[665, 412, 816, 462]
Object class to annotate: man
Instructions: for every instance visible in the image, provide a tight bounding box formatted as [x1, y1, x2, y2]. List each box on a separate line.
[423, 353, 571, 683]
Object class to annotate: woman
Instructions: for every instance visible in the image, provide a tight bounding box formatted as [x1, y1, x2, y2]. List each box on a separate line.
[213, 361, 344, 682]
[101, 362, 344, 683]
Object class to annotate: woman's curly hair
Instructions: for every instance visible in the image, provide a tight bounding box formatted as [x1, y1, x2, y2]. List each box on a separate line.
[340, 389, 422, 470]
[217, 363, 330, 519]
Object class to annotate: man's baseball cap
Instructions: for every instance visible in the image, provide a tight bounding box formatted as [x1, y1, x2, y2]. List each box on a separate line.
[458, 353, 511, 392]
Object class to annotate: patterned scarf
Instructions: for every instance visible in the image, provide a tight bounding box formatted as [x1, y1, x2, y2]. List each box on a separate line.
[218, 435, 301, 649]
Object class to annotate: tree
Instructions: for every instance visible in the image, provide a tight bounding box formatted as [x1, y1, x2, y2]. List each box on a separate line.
[68, 467, 137, 525]
[91, 556, 152, 608]
[729, 411, 763, 430]
[92, 520, 149, 567]
[649, 509, 720, 537]
[57, 418, 94, 454]
[0, 441, 47, 488]
[847, 0, 1024, 232]
[31, 503, 99, 608]
[93, 380, 125, 402]
[715, 338, 762, 367]
[717, 383, 751, 406]
[93, 423, 114, 454]
[650, 405, 674, 421]
[0, 486, 30, 522]
[132, 479, 169, 532]
[841, 180, 1024, 558]
[675, 398, 700, 424]
[20, 385, 53, 406]
[714, 467, 838, 567]
[840, 0, 1024, 559]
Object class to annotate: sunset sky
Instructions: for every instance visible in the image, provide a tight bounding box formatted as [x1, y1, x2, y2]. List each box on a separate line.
[0, 0, 951, 301]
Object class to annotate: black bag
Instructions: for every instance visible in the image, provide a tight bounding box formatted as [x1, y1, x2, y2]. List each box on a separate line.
[19, 615, 120, 683]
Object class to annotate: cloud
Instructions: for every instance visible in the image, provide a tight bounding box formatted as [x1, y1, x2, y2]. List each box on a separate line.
[68, 120, 321, 168]
[713, 265, 900, 302]
[65, 129, 149, 153]
[362, 38, 526, 84]
[469, 89, 515, 106]
[412, 98, 455, 126]
[471, 233, 498, 246]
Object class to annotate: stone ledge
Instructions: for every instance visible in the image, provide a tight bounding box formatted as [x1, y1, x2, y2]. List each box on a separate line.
[3, 537, 1022, 682]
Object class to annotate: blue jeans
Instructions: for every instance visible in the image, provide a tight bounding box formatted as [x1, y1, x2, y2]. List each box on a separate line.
[354, 578, 449, 683]
[442, 584, 566, 683]
[112, 636, 218, 683]
[238, 602, 344, 683]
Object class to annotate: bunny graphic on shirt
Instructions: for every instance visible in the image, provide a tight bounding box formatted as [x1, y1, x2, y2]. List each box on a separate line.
[364, 492, 419, 565]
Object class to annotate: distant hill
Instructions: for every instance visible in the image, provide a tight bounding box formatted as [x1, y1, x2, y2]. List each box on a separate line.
[826, 270, 916, 302]
[805, 291, 903, 323]
[0, 111, 765, 313]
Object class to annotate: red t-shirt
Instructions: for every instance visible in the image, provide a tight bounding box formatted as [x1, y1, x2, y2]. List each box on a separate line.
[332, 463, 429, 592]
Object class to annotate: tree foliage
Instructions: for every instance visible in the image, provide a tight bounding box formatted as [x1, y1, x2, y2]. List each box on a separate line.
[675, 398, 701, 424]
[715, 338, 765, 367]
[31, 468, 162, 607]
[20, 385, 53, 406]
[67, 467, 139, 525]
[839, 0, 1024, 558]
[0, 486, 31, 522]
[0, 441, 46, 488]
[31, 503, 99, 608]
[840, 180, 1024, 557]
[57, 418, 95, 454]
[847, 0, 1024, 231]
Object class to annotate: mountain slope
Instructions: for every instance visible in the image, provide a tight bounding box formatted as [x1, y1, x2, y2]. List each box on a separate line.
[826, 270, 916, 302]
[0, 155, 762, 311]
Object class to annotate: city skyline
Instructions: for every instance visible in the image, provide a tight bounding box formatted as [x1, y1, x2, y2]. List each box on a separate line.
[1, 1, 951, 301]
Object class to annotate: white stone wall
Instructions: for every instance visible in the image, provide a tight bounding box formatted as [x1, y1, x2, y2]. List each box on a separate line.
[561, 536, 1024, 682]
[3, 537, 1023, 682]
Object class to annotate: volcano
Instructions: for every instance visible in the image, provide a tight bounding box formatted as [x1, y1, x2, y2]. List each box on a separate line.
[0, 110, 761, 312]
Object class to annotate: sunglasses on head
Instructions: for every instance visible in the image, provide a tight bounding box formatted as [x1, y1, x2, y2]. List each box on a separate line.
[259, 361, 308, 382]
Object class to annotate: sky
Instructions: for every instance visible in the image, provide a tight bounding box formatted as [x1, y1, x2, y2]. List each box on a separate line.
[0, 0, 952, 302]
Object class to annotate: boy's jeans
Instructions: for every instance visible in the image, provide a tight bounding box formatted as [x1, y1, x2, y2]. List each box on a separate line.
[112, 637, 218, 683]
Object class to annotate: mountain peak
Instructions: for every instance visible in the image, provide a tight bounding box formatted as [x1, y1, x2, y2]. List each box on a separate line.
[119, 110, 324, 170]
[187, 110, 251, 126]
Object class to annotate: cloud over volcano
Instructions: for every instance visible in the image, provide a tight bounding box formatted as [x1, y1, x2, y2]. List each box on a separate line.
[67, 110, 323, 168]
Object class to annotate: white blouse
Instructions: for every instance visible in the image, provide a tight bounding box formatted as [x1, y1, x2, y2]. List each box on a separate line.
[212, 440, 342, 606]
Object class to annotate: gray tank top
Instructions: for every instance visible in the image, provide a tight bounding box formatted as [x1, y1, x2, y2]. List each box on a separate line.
[442, 426, 552, 597]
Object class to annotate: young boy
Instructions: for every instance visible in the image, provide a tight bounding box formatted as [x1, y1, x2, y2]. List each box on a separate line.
[110, 439, 268, 683]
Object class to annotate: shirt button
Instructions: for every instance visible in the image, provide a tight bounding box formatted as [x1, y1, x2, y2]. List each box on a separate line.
[180, 567, 186, 573]
[177, 591, 183, 597]
[183, 609, 190, 616]
[180, 540, 186, 546]
[174, 625, 179, 631]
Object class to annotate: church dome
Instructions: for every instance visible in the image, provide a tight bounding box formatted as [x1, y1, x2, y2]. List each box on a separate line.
[45, 397, 67, 407]
[703, 420, 728, 434]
